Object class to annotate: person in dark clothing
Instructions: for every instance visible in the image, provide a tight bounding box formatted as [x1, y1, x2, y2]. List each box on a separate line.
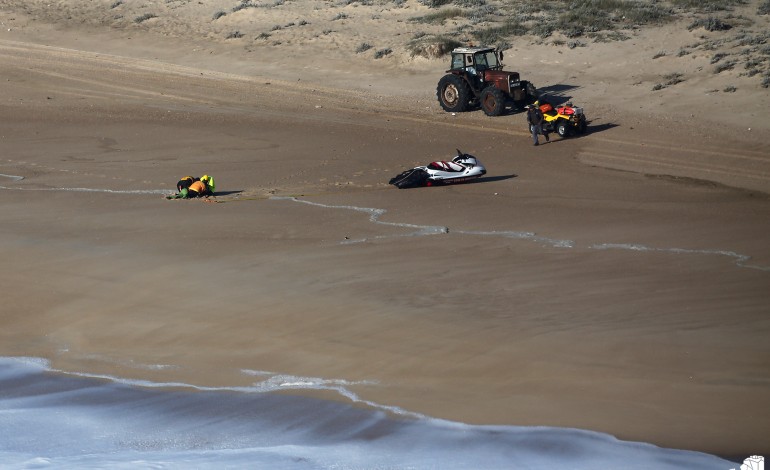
[526, 103, 550, 146]
[176, 176, 197, 192]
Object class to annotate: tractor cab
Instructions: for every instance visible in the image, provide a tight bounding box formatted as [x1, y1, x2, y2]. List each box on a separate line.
[449, 47, 504, 75]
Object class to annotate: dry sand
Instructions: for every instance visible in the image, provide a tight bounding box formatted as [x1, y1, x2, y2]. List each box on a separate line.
[1, 0, 769, 458]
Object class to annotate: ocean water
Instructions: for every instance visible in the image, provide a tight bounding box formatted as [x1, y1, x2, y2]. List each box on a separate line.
[0, 357, 736, 470]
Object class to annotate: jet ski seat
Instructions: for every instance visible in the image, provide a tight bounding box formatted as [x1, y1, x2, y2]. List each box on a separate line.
[428, 161, 464, 172]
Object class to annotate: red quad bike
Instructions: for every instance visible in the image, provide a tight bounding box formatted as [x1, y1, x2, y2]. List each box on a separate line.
[532, 101, 588, 138]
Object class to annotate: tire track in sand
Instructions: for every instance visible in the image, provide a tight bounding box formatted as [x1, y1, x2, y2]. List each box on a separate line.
[3, 39, 768, 194]
[573, 132, 770, 194]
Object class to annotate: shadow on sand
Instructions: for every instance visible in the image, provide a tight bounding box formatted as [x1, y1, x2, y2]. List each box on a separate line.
[536, 84, 582, 107]
[584, 122, 619, 135]
[470, 174, 518, 184]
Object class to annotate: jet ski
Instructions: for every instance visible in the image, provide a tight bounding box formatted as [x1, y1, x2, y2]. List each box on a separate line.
[389, 150, 487, 189]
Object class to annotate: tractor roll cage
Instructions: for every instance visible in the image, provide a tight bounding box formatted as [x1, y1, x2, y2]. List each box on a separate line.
[449, 47, 504, 73]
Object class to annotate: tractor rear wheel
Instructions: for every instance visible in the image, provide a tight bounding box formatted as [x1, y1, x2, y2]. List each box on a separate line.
[480, 86, 506, 116]
[437, 74, 471, 113]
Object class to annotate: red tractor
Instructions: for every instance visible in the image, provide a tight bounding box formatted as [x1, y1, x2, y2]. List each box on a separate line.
[437, 46, 538, 116]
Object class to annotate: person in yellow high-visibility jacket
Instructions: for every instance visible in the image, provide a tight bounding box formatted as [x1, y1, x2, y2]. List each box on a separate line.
[200, 175, 215, 194]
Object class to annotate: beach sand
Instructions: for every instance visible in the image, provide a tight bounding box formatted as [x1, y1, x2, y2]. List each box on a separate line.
[1, 0, 769, 459]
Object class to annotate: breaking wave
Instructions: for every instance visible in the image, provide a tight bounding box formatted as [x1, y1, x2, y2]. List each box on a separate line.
[0, 357, 736, 470]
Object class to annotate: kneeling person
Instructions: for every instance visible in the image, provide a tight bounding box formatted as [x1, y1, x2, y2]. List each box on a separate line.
[200, 175, 215, 195]
[176, 176, 197, 192]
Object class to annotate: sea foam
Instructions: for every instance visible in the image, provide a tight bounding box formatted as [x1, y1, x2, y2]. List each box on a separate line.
[0, 357, 736, 470]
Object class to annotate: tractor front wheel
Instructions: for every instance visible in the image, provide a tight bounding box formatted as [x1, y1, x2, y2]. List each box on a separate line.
[437, 74, 471, 113]
[480, 86, 506, 116]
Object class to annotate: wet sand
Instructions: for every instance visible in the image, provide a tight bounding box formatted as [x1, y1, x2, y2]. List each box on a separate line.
[1, 25, 769, 459]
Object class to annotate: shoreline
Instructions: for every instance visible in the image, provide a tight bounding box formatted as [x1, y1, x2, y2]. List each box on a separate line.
[1, 3, 769, 460]
[0, 356, 738, 469]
